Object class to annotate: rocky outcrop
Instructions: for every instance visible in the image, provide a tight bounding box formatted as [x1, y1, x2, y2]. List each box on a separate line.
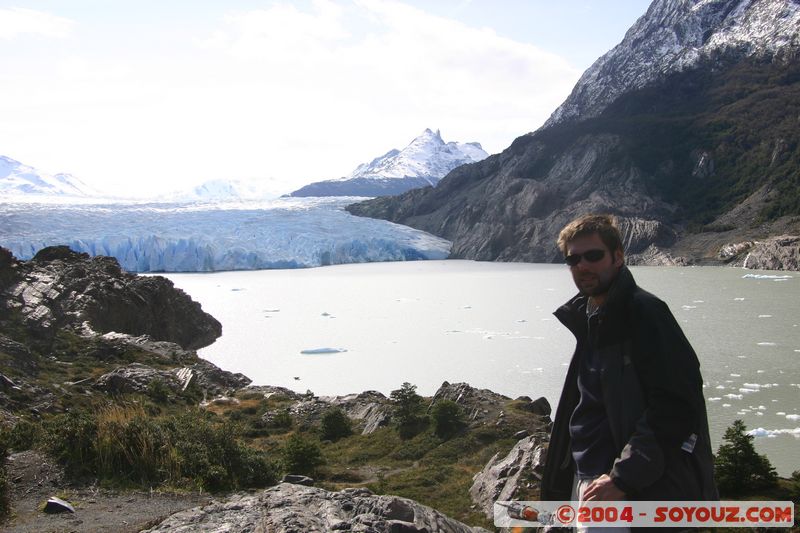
[470, 436, 547, 521]
[0, 246, 221, 349]
[143, 483, 492, 533]
[730, 235, 800, 271]
[626, 244, 691, 266]
[430, 381, 516, 424]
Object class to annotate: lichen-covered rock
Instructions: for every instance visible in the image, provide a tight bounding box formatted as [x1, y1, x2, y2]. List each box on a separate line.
[469, 435, 547, 521]
[142, 483, 491, 533]
[0, 246, 221, 349]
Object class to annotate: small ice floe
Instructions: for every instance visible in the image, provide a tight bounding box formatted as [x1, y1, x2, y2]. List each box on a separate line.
[742, 274, 793, 280]
[758, 315, 773, 318]
[716, 385, 726, 389]
[777, 412, 786, 416]
[737, 410, 749, 415]
[739, 388, 758, 394]
[300, 347, 348, 355]
[786, 414, 800, 421]
[693, 300, 704, 303]
[722, 403, 731, 407]
[756, 370, 765, 373]
[681, 305, 697, 310]
[795, 349, 800, 353]
[757, 405, 766, 410]
[734, 297, 745, 301]
[737, 355, 748, 359]
[724, 394, 743, 400]
[743, 383, 765, 388]
[730, 373, 741, 377]
[748, 427, 800, 438]
[707, 397, 722, 401]
[757, 342, 777, 346]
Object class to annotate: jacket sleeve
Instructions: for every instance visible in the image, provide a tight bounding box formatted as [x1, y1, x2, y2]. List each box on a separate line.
[610, 296, 704, 494]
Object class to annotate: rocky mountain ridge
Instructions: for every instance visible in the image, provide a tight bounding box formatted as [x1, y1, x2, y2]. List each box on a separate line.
[347, 0, 800, 270]
[290, 129, 488, 197]
[546, 0, 800, 127]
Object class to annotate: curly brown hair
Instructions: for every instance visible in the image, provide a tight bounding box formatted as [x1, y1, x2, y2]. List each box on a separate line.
[557, 214, 623, 256]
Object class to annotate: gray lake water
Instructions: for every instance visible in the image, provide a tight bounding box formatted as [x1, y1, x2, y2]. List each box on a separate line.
[163, 261, 800, 476]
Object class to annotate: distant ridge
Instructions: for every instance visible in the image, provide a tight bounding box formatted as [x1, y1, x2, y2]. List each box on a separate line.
[289, 129, 488, 197]
[0, 155, 95, 197]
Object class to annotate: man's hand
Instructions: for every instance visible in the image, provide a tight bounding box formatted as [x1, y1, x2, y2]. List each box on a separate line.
[582, 474, 626, 501]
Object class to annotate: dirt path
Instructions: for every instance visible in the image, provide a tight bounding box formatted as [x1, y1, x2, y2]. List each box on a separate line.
[2, 451, 211, 533]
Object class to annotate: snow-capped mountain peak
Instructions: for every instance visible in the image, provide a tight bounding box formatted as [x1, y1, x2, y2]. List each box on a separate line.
[0, 155, 96, 197]
[345, 128, 487, 185]
[545, 0, 800, 127]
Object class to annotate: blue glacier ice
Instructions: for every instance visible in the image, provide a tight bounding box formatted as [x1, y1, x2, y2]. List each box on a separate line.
[0, 197, 451, 272]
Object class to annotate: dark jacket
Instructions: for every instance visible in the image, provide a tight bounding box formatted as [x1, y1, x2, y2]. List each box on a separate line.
[540, 266, 718, 501]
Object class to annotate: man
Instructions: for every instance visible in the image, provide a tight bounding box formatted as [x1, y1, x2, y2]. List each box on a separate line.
[541, 215, 717, 510]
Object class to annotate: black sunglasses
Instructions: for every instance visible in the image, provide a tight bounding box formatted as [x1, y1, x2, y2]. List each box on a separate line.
[565, 249, 606, 266]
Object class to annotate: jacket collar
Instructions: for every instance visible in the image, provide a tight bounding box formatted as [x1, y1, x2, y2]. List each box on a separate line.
[554, 265, 637, 338]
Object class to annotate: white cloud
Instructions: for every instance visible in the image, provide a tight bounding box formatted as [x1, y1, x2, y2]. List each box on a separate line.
[0, 7, 74, 40]
[0, 1, 581, 196]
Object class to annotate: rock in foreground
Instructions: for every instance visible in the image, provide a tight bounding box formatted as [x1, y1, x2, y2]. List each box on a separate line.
[143, 483, 491, 533]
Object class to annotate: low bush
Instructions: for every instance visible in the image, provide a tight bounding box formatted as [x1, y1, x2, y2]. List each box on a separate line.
[41, 405, 278, 491]
[282, 433, 324, 476]
[430, 400, 464, 439]
[8, 418, 40, 451]
[320, 407, 352, 442]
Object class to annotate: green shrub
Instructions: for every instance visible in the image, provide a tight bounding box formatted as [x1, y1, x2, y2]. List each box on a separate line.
[282, 433, 324, 476]
[390, 382, 427, 438]
[42, 410, 99, 478]
[9, 418, 41, 451]
[146, 378, 171, 404]
[431, 400, 464, 439]
[320, 407, 352, 442]
[39, 405, 277, 491]
[715, 419, 777, 495]
[269, 409, 293, 430]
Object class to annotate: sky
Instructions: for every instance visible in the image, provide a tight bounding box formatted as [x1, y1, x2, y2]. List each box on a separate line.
[0, 0, 652, 197]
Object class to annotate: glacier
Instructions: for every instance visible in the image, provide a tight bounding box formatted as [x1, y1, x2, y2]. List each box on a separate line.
[0, 197, 452, 272]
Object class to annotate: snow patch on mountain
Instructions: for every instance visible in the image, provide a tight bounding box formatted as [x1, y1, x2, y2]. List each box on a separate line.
[546, 0, 800, 127]
[1, 197, 452, 272]
[290, 129, 488, 197]
[0, 156, 96, 197]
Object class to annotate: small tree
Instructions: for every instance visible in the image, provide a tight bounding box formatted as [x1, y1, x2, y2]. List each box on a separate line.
[320, 407, 352, 442]
[282, 433, 324, 476]
[431, 400, 464, 438]
[715, 419, 777, 495]
[389, 382, 426, 438]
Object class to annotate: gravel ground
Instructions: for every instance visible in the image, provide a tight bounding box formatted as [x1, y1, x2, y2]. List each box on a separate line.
[2, 451, 211, 533]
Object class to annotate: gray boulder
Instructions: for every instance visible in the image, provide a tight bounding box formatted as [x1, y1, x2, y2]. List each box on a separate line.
[469, 435, 547, 521]
[142, 483, 491, 533]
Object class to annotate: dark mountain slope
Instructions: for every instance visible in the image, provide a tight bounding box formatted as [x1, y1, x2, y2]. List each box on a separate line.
[347, 55, 800, 264]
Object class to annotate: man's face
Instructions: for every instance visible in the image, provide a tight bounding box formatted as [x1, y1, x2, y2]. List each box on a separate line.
[565, 232, 623, 301]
